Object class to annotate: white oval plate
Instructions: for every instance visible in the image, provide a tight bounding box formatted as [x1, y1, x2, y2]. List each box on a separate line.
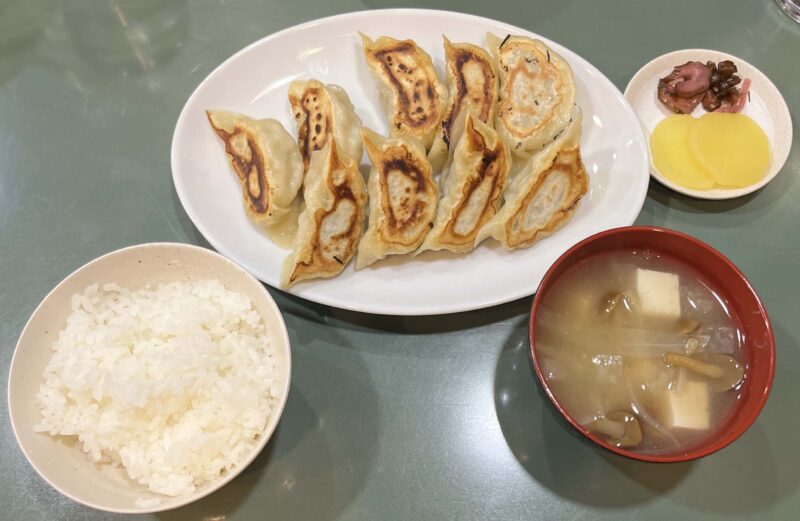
[624, 48, 792, 200]
[171, 9, 649, 316]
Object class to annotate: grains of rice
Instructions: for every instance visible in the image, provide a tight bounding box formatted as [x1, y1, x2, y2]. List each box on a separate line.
[35, 280, 280, 497]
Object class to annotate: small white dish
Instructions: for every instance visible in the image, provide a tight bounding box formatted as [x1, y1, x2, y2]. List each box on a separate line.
[625, 48, 792, 199]
[7, 243, 291, 514]
[171, 8, 650, 315]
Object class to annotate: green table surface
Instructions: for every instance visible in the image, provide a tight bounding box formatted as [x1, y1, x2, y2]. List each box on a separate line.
[2, 1, 798, 519]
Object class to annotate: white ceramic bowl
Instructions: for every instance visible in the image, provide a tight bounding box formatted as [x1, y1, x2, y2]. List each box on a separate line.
[625, 48, 792, 199]
[7, 243, 291, 513]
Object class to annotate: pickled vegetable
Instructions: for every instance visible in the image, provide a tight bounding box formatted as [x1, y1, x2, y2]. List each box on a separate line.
[651, 115, 714, 190]
[689, 112, 770, 188]
[651, 113, 769, 190]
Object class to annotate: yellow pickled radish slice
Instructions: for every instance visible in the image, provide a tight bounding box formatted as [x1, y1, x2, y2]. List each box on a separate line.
[651, 115, 714, 190]
[689, 113, 770, 188]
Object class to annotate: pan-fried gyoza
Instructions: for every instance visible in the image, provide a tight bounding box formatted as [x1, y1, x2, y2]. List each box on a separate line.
[357, 128, 438, 268]
[207, 110, 303, 246]
[207, 31, 592, 286]
[488, 33, 576, 158]
[428, 38, 500, 172]
[360, 34, 448, 150]
[288, 79, 363, 170]
[418, 112, 510, 254]
[281, 140, 368, 287]
[476, 108, 588, 250]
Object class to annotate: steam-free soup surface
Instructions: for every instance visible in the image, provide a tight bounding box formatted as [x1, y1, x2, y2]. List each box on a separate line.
[535, 250, 744, 455]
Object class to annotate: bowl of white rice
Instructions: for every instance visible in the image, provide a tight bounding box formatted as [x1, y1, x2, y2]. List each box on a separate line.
[7, 242, 291, 513]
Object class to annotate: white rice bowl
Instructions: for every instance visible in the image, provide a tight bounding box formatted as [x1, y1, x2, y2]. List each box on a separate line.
[35, 279, 279, 498]
[8, 243, 291, 513]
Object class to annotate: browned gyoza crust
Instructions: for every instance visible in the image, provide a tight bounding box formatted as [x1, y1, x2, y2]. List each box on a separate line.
[206, 110, 303, 236]
[356, 128, 438, 268]
[427, 39, 500, 173]
[374, 42, 438, 135]
[377, 147, 433, 244]
[476, 108, 587, 251]
[420, 114, 509, 254]
[282, 140, 367, 287]
[207, 118, 270, 215]
[289, 81, 332, 172]
[489, 33, 576, 157]
[361, 34, 447, 149]
[440, 39, 498, 148]
[505, 147, 587, 249]
[442, 119, 506, 244]
[287, 80, 363, 176]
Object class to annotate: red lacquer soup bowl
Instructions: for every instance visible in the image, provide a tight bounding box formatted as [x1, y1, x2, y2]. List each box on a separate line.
[529, 226, 775, 462]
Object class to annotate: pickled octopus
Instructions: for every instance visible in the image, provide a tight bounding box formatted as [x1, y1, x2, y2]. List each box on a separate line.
[657, 60, 749, 114]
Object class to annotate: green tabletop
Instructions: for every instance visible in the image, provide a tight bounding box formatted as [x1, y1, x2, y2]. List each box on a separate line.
[2, 1, 798, 519]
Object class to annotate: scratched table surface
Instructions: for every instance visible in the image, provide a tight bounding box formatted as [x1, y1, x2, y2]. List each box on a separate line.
[2, 1, 799, 519]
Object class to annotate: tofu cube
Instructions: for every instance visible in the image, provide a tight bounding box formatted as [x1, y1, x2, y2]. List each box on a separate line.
[667, 374, 711, 430]
[636, 268, 681, 319]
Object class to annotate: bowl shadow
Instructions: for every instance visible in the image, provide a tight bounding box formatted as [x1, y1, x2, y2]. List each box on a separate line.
[676, 321, 800, 514]
[494, 319, 798, 513]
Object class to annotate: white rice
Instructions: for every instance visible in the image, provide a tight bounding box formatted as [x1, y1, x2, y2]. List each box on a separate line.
[35, 280, 279, 497]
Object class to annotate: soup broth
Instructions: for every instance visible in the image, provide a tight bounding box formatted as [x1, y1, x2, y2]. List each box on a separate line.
[535, 249, 744, 455]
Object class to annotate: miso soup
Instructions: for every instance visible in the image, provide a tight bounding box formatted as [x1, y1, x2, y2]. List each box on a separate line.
[535, 249, 745, 455]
